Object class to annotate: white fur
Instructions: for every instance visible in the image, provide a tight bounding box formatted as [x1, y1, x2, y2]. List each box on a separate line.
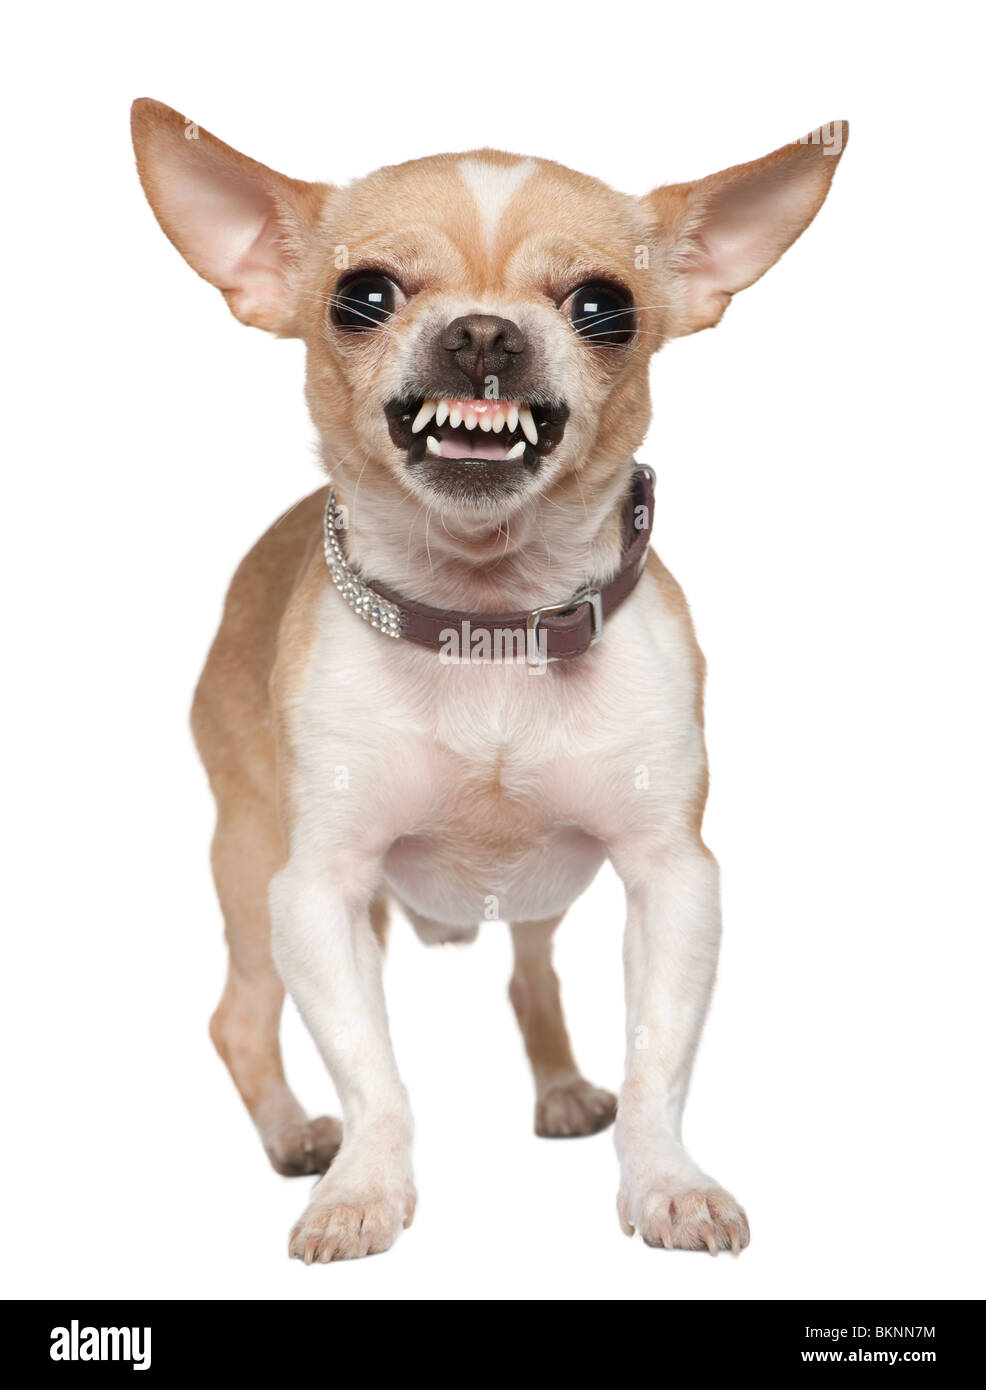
[456, 156, 536, 251]
[268, 555, 745, 1252]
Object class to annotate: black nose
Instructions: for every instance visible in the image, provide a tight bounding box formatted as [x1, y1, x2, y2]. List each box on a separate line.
[440, 314, 527, 390]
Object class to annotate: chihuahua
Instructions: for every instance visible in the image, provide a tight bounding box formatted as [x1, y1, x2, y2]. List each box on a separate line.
[132, 100, 846, 1262]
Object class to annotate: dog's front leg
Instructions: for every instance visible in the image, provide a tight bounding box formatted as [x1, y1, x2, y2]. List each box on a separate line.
[269, 856, 415, 1263]
[612, 840, 750, 1254]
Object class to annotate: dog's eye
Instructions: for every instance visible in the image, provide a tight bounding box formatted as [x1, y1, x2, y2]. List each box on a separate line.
[330, 274, 398, 331]
[568, 283, 635, 346]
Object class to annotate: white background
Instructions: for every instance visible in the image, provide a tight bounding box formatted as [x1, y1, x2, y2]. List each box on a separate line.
[4, 1, 983, 1302]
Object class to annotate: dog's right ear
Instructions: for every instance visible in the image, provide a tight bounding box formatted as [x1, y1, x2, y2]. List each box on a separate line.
[131, 99, 328, 335]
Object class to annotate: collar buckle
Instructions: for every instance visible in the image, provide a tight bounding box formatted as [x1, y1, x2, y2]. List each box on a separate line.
[527, 585, 603, 663]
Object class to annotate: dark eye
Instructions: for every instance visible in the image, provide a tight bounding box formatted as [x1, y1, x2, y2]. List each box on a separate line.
[568, 282, 635, 346]
[330, 274, 398, 331]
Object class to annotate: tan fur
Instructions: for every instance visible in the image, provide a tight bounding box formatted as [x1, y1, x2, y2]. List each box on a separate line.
[509, 917, 618, 1137]
[646, 549, 712, 844]
[192, 492, 329, 1172]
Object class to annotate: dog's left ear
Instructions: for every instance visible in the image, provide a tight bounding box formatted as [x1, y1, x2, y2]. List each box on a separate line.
[644, 121, 848, 337]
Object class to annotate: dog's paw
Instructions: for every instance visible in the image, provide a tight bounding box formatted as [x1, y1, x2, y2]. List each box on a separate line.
[288, 1182, 416, 1263]
[266, 1116, 343, 1176]
[618, 1180, 750, 1255]
[535, 1078, 617, 1137]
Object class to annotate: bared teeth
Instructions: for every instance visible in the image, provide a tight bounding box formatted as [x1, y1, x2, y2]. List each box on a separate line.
[518, 406, 538, 446]
[411, 400, 437, 433]
[411, 398, 539, 455]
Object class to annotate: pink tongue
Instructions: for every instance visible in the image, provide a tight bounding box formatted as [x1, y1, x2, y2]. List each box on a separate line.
[440, 432, 512, 460]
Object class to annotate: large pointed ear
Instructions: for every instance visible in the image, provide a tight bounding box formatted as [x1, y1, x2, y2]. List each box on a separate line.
[131, 99, 328, 335]
[644, 121, 848, 338]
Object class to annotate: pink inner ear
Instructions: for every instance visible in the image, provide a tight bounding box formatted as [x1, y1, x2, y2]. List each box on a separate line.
[166, 153, 279, 283]
[696, 164, 827, 297]
[151, 140, 293, 327]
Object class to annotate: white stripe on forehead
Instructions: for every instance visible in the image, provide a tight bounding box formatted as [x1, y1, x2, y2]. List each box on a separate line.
[457, 157, 536, 250]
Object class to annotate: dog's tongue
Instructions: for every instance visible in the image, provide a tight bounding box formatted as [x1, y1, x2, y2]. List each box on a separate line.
[439, 432, 513, 460]
[436, 398, 516, 460]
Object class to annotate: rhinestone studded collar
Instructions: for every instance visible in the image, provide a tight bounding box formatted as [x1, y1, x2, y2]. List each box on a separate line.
[321, 467, 656, 662]
[323, 489, 403, 639]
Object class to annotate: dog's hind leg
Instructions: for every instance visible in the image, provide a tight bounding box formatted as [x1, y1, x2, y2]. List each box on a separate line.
[509, 916, 617, 1137]
[207, 793, 343, 1176]
[192, 489, 344, 1177]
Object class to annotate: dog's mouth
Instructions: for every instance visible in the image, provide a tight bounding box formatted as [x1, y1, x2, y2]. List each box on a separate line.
[385, 396, 569, 498]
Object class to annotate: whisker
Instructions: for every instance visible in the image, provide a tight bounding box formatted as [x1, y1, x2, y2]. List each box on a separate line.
[569, 301, 672, 326]
[423, 503, 435, 575]
[405, 497, 429, 579]
[315, 292, 398, 329]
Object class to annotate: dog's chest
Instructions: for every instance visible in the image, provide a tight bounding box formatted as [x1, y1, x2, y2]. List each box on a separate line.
[291, 579, 703, 924]
[380, 699, 610, 925]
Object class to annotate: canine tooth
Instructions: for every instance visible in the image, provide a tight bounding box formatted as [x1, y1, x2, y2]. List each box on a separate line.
[435, 400, 449, 427]
[450, 406, 462, 428]
[492, 410, 506, 432]
[518, 406, 538, 445]
[505, 439, 526, 459]
[507, 404, 519, 432]
[425, 435, 442, 456]
[411, 400, 436, 433]
[463, 411, 478, 430]
[479, 414, 492, 431]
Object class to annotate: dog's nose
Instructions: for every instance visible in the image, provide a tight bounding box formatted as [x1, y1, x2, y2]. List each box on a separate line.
[440, 314, 527, 389]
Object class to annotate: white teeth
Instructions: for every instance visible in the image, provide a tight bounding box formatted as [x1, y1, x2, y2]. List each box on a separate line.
[417, 399, 533, 458]
[518, 406, 538, 446]
[411, 400, 437, 433]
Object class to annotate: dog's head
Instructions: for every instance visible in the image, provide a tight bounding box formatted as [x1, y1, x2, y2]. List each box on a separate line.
[132, 102, 846, 527]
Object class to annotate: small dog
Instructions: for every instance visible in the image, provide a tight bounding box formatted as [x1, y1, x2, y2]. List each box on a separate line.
[132, 100, 846, 1262]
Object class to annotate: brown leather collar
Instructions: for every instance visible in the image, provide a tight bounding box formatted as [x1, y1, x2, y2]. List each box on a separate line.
[323, 466, 655, 663]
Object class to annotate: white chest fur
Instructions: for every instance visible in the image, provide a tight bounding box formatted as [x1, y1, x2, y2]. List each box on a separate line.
[281, 570, 706, 925]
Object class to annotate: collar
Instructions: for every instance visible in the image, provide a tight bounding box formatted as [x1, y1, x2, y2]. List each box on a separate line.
[322, 466, 655, 663]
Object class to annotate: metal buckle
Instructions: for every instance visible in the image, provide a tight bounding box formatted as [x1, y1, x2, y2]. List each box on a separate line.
[526, 585, 604, 662]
